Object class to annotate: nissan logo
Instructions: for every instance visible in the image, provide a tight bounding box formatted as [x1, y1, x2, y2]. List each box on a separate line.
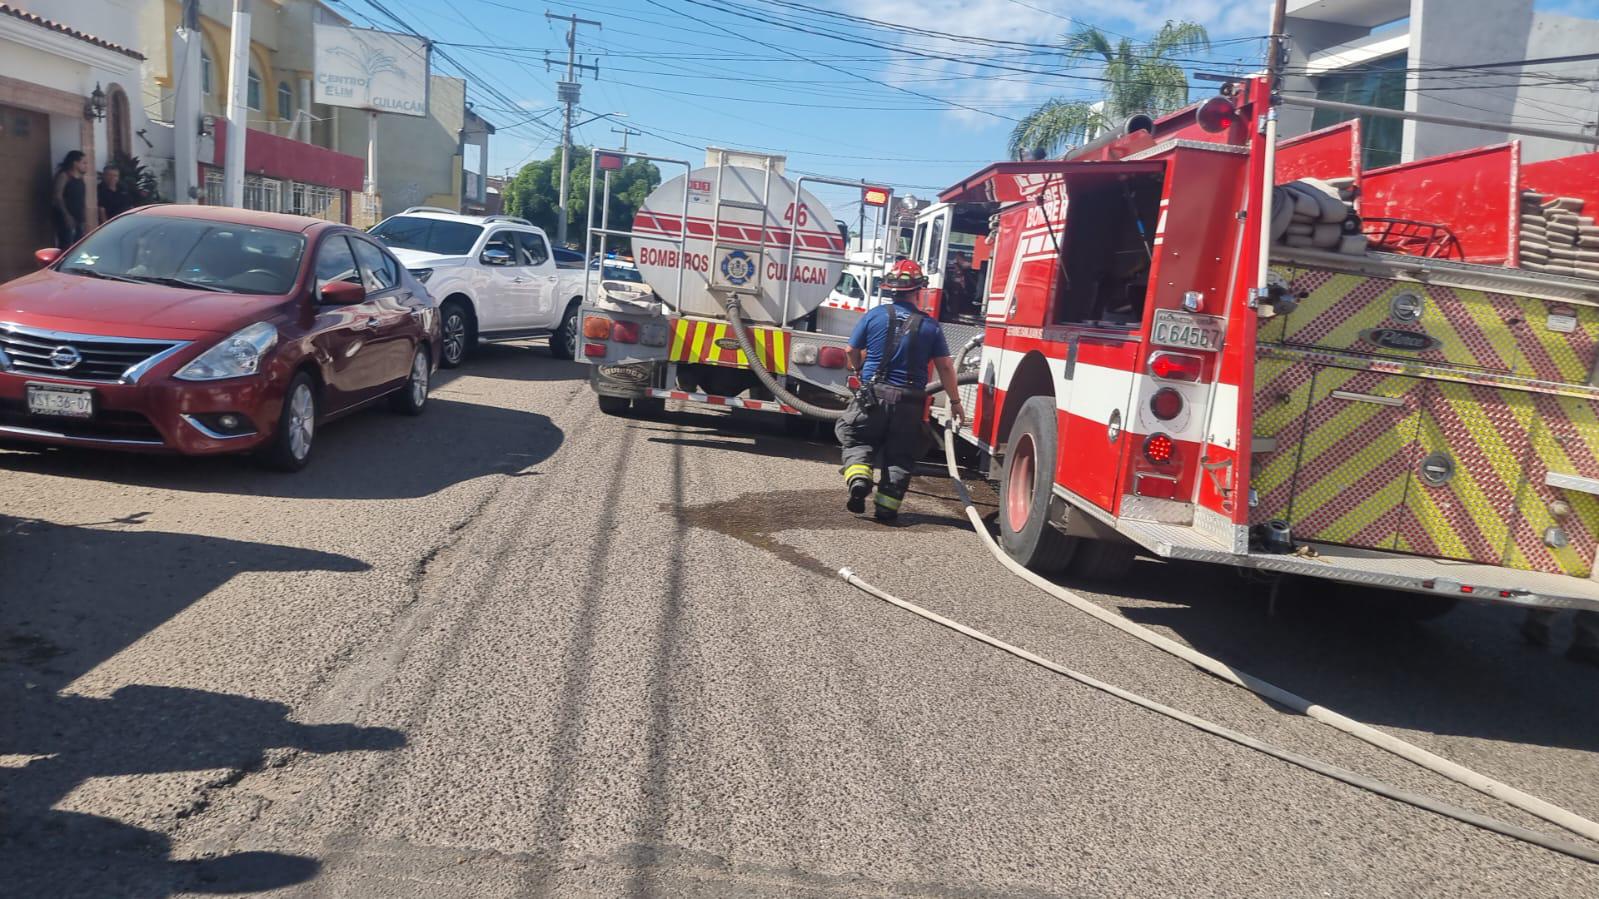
[48, 345, 82, 370]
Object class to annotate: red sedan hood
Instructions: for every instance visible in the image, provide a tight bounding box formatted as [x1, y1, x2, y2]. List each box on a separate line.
[0, 270, 294, 340]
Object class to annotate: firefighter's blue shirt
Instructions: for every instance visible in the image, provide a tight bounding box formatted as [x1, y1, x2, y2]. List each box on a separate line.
[849, 300, 950, 390]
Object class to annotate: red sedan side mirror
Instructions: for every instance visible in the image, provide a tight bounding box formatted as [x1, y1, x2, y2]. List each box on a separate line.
[318, 280, 366, 305]
[34, 248, 61, 268]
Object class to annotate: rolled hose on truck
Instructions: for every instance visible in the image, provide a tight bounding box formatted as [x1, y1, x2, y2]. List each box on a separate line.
[833, 427, 1599, 865]
[723, 297, 979, 422]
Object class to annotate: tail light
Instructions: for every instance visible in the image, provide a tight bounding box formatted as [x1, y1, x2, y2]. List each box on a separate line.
[582, 316, 613, 340]
[791, 344, 820, 366]
[1149, 387, 1184, 421]
[640, 322, 669, 347]
[818, 346, 849, 369]
[582, 342, 607, 358]
[1148, 352, 1203, 382]
[1143, 432, 1176, 465]
[611, 320, 640, 344]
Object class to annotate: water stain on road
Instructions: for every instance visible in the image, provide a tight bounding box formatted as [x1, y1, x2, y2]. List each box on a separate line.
[664, 486, 978, 578]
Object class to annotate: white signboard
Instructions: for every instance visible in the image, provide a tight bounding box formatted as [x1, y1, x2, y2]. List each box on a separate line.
[314, 24, 429, 117]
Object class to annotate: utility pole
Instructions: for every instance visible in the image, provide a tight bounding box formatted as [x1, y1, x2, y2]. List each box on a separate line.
[610, 125, 640, 154]
[601, 124, 642, 238]
[1253, 0, 1288, 296]
[223, 0, 251, 207]
[545, 10, 601, 247]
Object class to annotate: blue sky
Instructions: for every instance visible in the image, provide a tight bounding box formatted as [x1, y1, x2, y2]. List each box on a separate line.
[338, 0, 1595, 218]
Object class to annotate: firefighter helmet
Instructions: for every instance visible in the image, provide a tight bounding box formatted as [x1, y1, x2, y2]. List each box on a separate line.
[882, 259, 927, 293]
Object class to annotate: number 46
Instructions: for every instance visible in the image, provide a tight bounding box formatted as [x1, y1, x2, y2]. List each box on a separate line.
[783, 203, 810, 227]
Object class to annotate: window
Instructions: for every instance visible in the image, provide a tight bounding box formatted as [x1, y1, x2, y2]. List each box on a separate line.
[481, 234, 517, 265]
[278, 82, 293, 120]
[1312, 54, 1407, 169]
[927, 219, 945, 274]
[107, 86, 130, 159]
[350, 238, 399, 291]
[60, 216, 306, 296]
[315, 235, 362, 297]
[247, 69, 262, 111]
[369, 216, 484, 256]
[514, 231, 549, 266]
[835, 272, 863, 300]
[201, 48, 213, 95]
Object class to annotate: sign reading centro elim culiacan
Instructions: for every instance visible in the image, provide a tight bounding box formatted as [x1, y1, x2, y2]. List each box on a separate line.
[313, 24, 430, 117]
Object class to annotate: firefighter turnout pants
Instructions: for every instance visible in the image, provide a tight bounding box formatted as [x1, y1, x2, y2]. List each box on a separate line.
[837, 396, 924, 519]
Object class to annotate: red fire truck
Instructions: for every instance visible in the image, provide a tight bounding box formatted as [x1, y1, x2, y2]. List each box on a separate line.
[934, 77, 1599, 614]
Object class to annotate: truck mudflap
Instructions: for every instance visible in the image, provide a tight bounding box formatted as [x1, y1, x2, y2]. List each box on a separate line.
[1110, 510, 1599, 613]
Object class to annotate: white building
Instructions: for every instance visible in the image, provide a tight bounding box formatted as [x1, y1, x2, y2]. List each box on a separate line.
[1281, 0, 1599, 167]
[0, 1, 150, 280]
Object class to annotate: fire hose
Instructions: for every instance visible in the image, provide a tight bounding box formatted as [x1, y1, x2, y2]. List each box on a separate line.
[834, 425, 1599, 865]
[724, 296, 979, 422]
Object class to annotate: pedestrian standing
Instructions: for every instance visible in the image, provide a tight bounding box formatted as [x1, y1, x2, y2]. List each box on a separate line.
[51, 150, 89, 248]
[838, 259, 964, 522]
[98, 163, 133, 224]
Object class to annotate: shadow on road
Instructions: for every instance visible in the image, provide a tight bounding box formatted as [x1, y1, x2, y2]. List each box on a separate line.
[1075, 555, 1599, 753]
[442, 340, 588, 383]
[0, 515, 405, 896]
[0, 396, 564, 500]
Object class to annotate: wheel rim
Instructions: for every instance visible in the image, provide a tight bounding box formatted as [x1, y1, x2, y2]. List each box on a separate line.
[288, 383, 314, 460]
[564, 314, 578, 357]
[1006, 432, 1036, 531]
[410, 351, 429, 405]
[443, 311, 466, 363]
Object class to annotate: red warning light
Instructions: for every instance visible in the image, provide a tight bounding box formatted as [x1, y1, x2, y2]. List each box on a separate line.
[1143, 432, 1176, 465]
[862, 186, 891, 207]
[1196, 96, 1237, 133]
[597, 153, 625, 171]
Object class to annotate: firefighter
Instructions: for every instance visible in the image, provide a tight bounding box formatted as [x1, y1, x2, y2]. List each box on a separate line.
[838, 259, 964, 521]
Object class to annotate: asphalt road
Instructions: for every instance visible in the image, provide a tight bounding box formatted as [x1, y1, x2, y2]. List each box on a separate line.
[3, 340, 1599, 898]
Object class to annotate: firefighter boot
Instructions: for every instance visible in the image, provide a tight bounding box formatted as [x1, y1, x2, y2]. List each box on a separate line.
[873, 488, 903, 522]
[844, 463, 874, 514]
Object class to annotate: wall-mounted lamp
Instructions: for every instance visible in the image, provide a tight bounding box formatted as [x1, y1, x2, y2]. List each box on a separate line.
[85, 82, 106, 121]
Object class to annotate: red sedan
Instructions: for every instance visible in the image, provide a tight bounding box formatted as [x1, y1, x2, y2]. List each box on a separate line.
[0, 205, 440, 470]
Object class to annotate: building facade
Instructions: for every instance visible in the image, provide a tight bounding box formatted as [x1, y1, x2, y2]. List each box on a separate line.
[0, 1, 149, 280]
[1281, 0, 1599, 168]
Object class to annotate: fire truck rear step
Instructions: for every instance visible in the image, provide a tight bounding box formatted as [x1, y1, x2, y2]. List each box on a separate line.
[1116, 520, 1599, 611]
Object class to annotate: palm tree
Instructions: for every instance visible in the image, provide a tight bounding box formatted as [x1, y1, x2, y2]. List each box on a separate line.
[1009, 21, 1210, 160]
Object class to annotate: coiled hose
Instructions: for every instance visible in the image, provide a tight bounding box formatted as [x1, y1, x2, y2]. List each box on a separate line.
[833, 428, 1599, 864]
[723, 296, 978, 422]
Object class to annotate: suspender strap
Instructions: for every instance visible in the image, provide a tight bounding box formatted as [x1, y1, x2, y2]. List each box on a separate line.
[872, 306, 925, 386]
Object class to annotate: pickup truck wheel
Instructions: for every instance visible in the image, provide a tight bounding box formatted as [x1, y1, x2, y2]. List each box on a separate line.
[551, 302, 580, 360]
[597, 394, 631, 416]
[998, 395, 1074, 573]
[440, 300, 474, 368]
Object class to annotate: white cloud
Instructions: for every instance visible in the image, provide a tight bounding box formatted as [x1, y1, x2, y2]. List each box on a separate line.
[842, 0, 1266, 127]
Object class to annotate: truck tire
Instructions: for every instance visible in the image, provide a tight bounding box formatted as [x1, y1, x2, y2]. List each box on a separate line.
[998, 395, 1074, 573]
[597, 394, 631, 416]
[551, 301, 580, 360]
[439, 299, 474, 368]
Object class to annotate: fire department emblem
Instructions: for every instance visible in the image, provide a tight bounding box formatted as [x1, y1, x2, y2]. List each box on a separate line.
[720, 250, 756, 286]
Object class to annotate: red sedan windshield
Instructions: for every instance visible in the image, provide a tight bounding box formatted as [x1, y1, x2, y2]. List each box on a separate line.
[59, 215, 306, 295]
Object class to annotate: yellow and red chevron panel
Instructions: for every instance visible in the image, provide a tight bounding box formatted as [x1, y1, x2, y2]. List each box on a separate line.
[1263, 266, 1599, 384]
[1251, 353, 1599, 577]
[667, 318, 788, 374]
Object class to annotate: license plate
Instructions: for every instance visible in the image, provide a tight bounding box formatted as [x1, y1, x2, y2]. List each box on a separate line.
[26, 384, 94, 418]
[1151, 309, 1225, 352]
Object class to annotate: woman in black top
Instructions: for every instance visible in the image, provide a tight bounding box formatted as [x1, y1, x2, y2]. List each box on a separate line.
[51, 150, 89, 248]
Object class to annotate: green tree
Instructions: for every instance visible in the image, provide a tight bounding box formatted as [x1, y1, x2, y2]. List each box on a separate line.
[503, 146, 661, 248]
[1008, 21, 1210, 160]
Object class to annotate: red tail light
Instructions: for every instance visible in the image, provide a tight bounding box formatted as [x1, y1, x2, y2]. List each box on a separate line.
[1143, 432, 1175, 465]
[818, 346, 850, 369]
[582, 342, 607, 358]
[1149, 388, 1184, 421]
[611, 320, 640, 344]
[1148, 352, 1203, 382]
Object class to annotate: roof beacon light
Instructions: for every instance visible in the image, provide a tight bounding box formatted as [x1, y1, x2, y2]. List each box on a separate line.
[1197, 96, 1236, 133]
[862, 186, 891, 207]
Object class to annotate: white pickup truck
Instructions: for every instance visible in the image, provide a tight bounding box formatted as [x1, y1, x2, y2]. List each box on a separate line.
[370, 207, 588, 366]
